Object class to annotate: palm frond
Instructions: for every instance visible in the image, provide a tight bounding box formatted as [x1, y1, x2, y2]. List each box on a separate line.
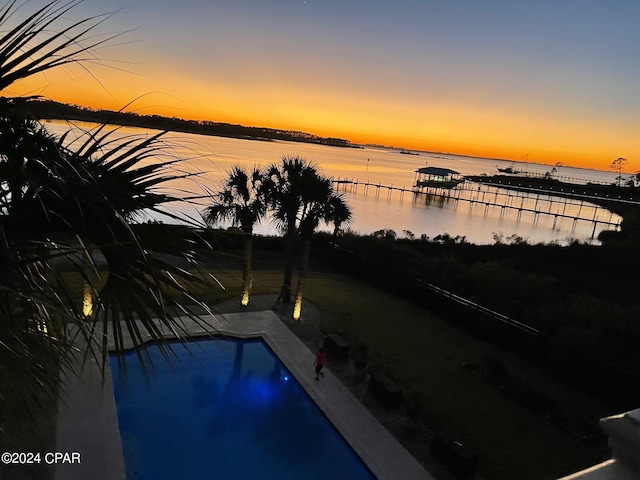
[0, 1, 224, 433]
[203, 166, 267, 231]
[0, 0, 123, 91]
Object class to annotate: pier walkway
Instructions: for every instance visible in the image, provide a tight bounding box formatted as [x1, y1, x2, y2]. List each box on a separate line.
[332, 177, 624, 236]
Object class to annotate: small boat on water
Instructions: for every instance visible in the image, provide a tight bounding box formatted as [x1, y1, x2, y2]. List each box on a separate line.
[496, 163, 523, 174]
[414, 166, 464, 189]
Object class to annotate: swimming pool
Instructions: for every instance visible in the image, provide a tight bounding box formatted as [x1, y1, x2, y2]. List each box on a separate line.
[110, 337, 377, 480]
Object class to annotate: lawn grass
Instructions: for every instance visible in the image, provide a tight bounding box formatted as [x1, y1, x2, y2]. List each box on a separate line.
[191, 268, 612, 480]
[301, 272, 614, 480]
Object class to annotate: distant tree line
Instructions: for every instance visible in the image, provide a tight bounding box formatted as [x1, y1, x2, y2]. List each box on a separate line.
[23, 99, 356, 148]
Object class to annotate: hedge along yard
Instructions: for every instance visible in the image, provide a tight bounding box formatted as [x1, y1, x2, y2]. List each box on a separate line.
[186, 266, 612, 480]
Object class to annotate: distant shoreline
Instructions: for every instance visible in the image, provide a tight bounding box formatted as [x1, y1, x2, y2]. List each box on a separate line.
[25, 99, 630, 177]
[24, 99, 360, 149]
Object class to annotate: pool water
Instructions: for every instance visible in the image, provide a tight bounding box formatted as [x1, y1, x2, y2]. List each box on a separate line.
[110, 338, 377, 480]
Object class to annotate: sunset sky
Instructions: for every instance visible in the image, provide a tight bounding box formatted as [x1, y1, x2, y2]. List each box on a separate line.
[8, 1, 640, 171]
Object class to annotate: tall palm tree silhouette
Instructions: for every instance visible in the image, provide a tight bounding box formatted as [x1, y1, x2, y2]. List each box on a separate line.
[204, 166, 267, 306]
[264, 156, 350, 318]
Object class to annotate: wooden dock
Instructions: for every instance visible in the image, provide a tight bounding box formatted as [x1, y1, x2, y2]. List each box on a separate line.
[333, 178, 412, 201]
[331, 177, 623, 236]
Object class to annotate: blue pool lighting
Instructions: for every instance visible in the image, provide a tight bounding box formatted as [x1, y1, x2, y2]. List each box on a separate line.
[110, 338, 376, 480]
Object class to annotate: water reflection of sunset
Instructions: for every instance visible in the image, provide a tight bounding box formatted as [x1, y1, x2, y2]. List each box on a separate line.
[44, 121, 621, 245]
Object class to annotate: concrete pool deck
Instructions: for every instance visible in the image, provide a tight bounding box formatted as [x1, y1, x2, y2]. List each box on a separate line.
[55, 310, 434, 480]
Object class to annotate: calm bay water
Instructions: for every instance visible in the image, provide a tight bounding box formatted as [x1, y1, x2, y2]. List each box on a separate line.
[46, 121, 622, 245]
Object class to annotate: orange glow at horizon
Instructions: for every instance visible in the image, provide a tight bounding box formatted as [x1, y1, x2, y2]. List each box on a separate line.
[10, 68, 636, 173]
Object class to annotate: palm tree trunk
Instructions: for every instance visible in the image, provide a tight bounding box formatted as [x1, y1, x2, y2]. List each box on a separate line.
[282, 218, 297, 303]
[241, 226, 253, 306]
[331, 226, 340, 246]
[292, 237, 311, 321]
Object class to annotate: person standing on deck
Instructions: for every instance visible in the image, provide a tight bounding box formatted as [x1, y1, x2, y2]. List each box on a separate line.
[314, 347, 326, 380]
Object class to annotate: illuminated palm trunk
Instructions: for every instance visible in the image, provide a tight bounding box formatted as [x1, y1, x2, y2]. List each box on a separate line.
[240, 226, 253, 306]
[82, 281, 94, 317]
[282, 217, 297, 303]
[292, 237, 311, 321]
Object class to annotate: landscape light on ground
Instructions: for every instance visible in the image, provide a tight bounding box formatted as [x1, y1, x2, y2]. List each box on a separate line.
[292, 297, 302, 321]
[241, 291, 250, 306]
[82, 283, 93, 318]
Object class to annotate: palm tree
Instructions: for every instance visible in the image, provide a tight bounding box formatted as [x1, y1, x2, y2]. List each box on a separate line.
[264, 156, 351, 318]
[0, 1, 215, 428]
[203, 166, 266, 306]
[292, 179, 351, 321]
[263, 156, 323, 303]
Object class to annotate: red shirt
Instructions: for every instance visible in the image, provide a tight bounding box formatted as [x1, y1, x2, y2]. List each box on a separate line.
[316, 352, 326, 366]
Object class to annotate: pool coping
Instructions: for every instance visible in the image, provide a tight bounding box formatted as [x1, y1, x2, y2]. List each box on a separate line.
[56, 310, 433, 480]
